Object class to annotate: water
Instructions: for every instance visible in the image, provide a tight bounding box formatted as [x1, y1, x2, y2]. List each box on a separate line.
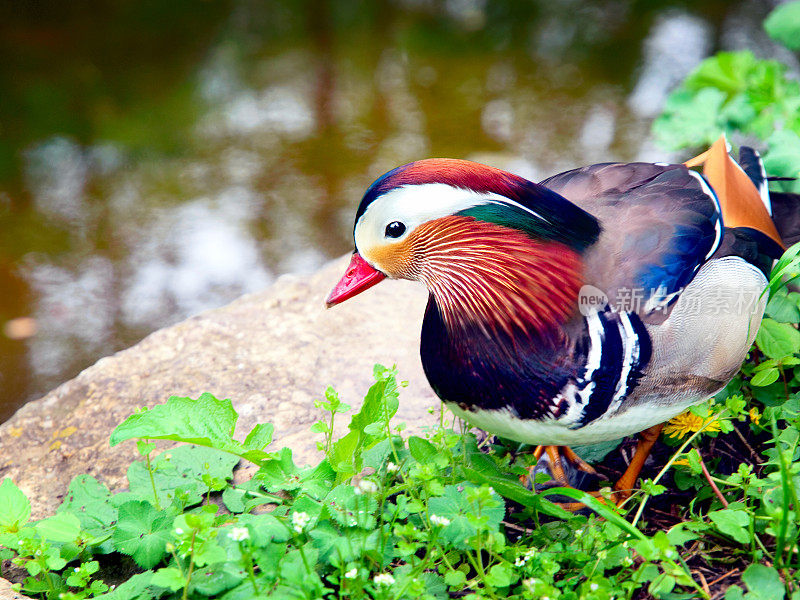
[0, 0, 783, 422]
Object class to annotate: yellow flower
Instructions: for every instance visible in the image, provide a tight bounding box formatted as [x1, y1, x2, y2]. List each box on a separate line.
[663, 411, 721, 439]
[749, 407, 761, 425]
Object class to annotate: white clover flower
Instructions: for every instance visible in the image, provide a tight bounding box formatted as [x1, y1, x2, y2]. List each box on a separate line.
[430, 514, 451, 527]
[373, 573, 395, 586]
[354, 479, 378, 495]
[515, 549, 534, 567]
[344, 568, 358, 579]
[292, 511, 311, 533]
[590, 583, 599, 591]
[386, 462, 399, 473]
[227, 526, 250, 541]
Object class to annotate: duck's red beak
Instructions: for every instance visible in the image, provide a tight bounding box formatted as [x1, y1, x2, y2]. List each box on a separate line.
[326, 252, 386, 307]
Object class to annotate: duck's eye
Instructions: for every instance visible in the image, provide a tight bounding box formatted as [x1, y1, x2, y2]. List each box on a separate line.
[384, 221, 406, 238]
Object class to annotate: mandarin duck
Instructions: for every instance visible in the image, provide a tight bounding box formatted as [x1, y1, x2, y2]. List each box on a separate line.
[326, 136, 799, 502]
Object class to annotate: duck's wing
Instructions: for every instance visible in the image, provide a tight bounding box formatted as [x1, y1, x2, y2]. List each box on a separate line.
[541, 161, 724, 319]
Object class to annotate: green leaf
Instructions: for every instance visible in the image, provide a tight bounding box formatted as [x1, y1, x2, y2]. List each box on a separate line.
[741, 564, 785, 600]
[444, 569, 467, 588]
[35, 512, 81, 543]
[427, 484, 505, 550]
[684, 51, 756, 94]
[751, 368, 781, 387]
[571, 439, 622, 463]
[649, 574, 676, 598]
[329, 365, 401, 482]
[764, 1, 800, 50]
[191, 563, 246, 596]
[237, 513, 291, 546]
[0, 478, 31, 532]
[726, 586, 746, 600]
[110, 393, 276, 466]
[323, 484, 377, 529]
[485, 563, 516, 588]
[92, 572, 154, 600]
[243, 423, 274, 451]
[408, 436, 437, 463]
[111, 500, 172, 568]
[58, 475, 117, 539]
[766, 289, 800, 323]
[125, 445, 239, 507]
[756, 318, 800, 360]
[150, 567, 185, 592]
[709, 507, 751, 544]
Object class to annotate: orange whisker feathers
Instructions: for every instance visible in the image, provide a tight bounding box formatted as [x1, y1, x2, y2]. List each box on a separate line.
[405, 216, 583, 338]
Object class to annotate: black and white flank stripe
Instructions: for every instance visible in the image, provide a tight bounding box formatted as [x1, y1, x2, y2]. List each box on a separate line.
[554, 309, 652, 428]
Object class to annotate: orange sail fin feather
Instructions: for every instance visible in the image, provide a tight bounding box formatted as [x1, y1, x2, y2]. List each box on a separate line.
[685, 135, 784, 249]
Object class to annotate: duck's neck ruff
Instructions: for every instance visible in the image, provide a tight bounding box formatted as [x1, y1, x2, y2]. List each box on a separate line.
[402, 215, 583, 338]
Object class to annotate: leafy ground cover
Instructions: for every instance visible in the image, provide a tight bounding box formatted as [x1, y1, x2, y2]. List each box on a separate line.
[1, 239, 800, 600]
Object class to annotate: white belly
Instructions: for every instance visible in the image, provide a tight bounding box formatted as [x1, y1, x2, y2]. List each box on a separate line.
[446, 397, 702, 446]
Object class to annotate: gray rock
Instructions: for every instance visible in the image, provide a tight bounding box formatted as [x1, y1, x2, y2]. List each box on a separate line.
[0, 577, 32, 600]
[0, 256, 439, 521]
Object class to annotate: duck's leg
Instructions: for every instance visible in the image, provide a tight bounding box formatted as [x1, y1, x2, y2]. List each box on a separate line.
[526, 445, 602, 512]
[529, 445, 598, 488]
[613, 423, 664, 499]
[532, 445, 598, 484]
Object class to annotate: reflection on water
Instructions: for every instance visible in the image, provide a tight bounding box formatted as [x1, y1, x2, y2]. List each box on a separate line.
[0, 0, 786, 422]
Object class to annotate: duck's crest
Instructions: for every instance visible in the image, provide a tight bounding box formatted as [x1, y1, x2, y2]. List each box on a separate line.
[356, 158, 601, 251]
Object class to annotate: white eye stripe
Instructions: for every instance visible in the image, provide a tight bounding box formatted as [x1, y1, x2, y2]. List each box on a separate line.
[354, 182, 546, 259]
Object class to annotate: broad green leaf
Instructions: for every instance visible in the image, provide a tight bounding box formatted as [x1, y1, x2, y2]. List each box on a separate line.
[485, 563, 516, 588]
[572, 438, 623, 463]
[110, 393, 276, 466]
[92, 572, 154, 600]
[741, 564, 785, 600]
[709, 507, 751, 544]
[726, 586, 746, 600]
[323, 484, 377, 529]
[751, 368, 781, 387]
[764, 1, 800, 50]
[685, 51, 756, 94]
[35, 512, 81, 543]
[444, 570, 467, 588]
[58, 475, 117, 539]
[649, 574, 676, 598]
[150, 567, 185, 592]
[427, 484, 505, 550]
[766, 289, 800, 323]
[408, 436, 437, 464]
[125, 445, 238, 507]
[0, 478, 31, 532]
[243, 423, 274, 451]
[237, 513, 291, 546]
[329, 366, 401, 482]
[756, 318, 800, 359]
[191, 563, 246, 596]
[112, 500, 173, 568]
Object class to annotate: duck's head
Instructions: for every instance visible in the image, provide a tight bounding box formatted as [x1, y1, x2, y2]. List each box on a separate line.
[326, 159, 600, 336]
